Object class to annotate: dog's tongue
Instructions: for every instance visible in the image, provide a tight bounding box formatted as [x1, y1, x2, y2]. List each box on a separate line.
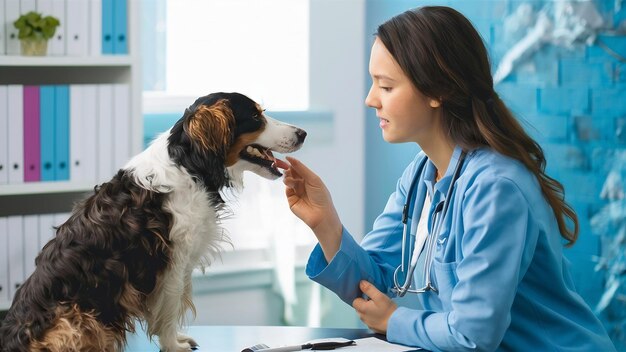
[273, 158, 290, 170]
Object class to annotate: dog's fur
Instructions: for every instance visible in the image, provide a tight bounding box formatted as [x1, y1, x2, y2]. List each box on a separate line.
[0, 92, 306, 352]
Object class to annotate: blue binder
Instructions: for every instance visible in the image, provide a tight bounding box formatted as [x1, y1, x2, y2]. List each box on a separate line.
[55, 86, 70, 181]
[39, 86, 56, 182]
[102, 0, 115, 54]
[113, 0, 128, 54]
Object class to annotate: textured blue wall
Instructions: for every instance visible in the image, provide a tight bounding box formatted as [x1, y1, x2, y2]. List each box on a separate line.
[364, 0, 626, 325]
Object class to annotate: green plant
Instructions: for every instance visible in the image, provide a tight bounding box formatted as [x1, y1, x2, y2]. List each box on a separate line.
[13, 11, 60, 41]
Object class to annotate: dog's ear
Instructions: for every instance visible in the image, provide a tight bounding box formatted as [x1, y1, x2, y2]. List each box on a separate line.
[185, 99, 234, 157]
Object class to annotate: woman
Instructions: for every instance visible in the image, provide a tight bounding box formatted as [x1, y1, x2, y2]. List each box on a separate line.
[278, 6, 616, 351]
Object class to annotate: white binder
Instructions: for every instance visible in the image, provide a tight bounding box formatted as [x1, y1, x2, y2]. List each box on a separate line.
[113, 83, 130, 170]
[5, 0, 20, 55]
[38, 213, 55, 251]
[70, 84, 98, 184]
[97, 84, 113, 183]
[65, 0, 88, 56]
[22, 214, 39, 279]
[0, 217, 9, 302]
[88, 0, 101, 56]
[35, 0, 53, 14]
[49, 0, 65, 55]
[53, 212, 71, 228]
[7, 85, 23, 184]
[7, 215, 24, 301]
[0, 86, 8, 185]
[19, 0, 36, 12]
[0, 0, 6, 55]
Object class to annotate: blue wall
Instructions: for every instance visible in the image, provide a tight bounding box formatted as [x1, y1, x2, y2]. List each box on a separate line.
[364, 0, 626, 343]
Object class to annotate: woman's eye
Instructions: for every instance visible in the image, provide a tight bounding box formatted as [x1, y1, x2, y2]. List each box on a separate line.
[380, 86, 392, 92]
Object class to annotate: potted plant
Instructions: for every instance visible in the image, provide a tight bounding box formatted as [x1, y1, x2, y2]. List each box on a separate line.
[13, 11, 60, 56]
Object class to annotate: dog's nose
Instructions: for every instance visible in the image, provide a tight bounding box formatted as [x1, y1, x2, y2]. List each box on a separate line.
[296, 128, 307, 143]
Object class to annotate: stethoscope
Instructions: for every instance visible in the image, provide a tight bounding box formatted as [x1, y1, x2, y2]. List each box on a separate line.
[392, 151, 467, 297]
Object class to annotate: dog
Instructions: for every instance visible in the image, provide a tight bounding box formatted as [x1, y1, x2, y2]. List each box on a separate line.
[0, 92, 306, 352]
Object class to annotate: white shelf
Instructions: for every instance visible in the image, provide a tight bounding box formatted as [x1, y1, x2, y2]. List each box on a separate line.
[0, 181, 94, 196]
[0, 55, 134, 67]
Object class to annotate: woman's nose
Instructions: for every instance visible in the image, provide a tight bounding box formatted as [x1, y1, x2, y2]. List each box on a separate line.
[365, 85, 379, 108]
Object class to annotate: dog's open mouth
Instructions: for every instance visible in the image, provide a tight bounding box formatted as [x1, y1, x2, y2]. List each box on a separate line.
[240, 143, 284, 176]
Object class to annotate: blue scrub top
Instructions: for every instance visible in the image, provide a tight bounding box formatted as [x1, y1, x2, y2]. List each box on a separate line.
[306, 146, 616, 351]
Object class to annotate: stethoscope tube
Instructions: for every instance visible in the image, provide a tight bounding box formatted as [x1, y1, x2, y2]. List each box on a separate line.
[394, 151, 467, 297]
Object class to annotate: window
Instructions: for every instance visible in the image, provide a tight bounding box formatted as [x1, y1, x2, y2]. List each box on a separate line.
[144, 0, 309, 112]
[141, 0, 315, 255]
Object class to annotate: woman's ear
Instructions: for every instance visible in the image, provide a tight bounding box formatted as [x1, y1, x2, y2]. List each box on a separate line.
[429, 98, 442, 108]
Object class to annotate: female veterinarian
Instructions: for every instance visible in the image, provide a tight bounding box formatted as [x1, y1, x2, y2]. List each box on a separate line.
[279, 6, 616, 351]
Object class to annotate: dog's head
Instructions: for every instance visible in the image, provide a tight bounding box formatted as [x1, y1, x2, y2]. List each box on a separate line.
[167, 92, 306, 190]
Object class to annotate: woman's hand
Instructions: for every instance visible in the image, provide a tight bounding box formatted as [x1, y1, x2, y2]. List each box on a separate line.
[352, 281, 398, 334]
[281, 157, 342, 261]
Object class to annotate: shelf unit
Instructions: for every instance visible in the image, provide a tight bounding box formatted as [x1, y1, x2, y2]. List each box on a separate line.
[0, 1, 142, 311]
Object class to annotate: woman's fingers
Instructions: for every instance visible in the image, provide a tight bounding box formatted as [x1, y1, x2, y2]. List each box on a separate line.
[285, 156, 319, 182]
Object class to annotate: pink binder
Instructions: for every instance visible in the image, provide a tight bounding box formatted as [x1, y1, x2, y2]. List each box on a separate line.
[23, 86, 41, 182]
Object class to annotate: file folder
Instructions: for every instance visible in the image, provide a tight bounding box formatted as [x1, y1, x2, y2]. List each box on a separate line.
[69, 85, 99, 183]
[23, 85, 41, 182]
[65, 0, 89, 56]
[101, 0, 114, 54]
[23, 215, 39, 279]
[0, 0, 5, 55]
[113, 83, 130, 169]
[55, 85, 70, 181]
[0, 217, 8, 302]
[7, 215, 24, 301]
[97, 84, 113, 182]
[38, 213, 55, 251]
[49, 0, 66, 55]
[112, 0, 127, 54]
[40, 85, 56, 182]
[5, 0, 20, 56]
[7, 85, 24, 184]
[89, 0, 102, 55]
[0, 86, 8, 185]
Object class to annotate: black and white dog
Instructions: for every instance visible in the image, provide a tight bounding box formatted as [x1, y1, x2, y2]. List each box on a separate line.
[0, 92, 306, 352]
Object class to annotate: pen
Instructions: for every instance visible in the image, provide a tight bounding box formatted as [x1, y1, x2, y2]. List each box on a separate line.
[256, 340, 356, 351]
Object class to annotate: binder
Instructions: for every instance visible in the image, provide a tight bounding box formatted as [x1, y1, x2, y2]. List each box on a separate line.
[23, 85, 41, 182]
[53, 212, 70, 228]
[49, 0, 66, 56]
[0, 217, 8, 302]
[7, 85, 24, 184]
[97, 84, 113, 182]
[112, 0, 126, 54]
[5, 0, 20, 55]
[0, 0, 5, 55]
[113, 83, 130, 169]
[70, 85, 98, 183]
[36, 0, 53, 15]
[22, 215, 39, 278]
[7, 215, 24, 301]
[19, 0, 36, 12]
[101, 0, 113, 54]
[40, 85, 55, 182]
[69, 84, 84, 182]
[89, 0, 102, 55]
[37, 213, 55, 251]
[65, 0, 88, 56]
[0, 86, 8, 185]
[55, 85, 70, 181]
[81, 85, 98, 183]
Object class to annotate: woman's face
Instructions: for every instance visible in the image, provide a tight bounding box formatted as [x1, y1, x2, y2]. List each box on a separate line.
[365, 37, 440, 144]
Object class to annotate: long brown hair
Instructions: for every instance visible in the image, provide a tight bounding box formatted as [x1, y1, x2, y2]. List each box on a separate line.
[376, 6, 578, 246]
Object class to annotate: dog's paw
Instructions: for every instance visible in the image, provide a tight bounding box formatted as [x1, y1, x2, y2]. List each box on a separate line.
[159, 339, 197, 352]
[177, 332, 198, 349]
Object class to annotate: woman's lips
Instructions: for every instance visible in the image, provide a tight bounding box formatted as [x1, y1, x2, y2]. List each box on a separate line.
[379, 118, 389, 128]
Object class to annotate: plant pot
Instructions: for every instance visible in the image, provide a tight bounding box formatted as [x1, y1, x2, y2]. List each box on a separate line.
[20, 39, 48, 56]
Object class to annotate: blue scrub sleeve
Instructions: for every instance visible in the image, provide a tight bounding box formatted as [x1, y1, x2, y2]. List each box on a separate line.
[387, 176, 537, 351]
